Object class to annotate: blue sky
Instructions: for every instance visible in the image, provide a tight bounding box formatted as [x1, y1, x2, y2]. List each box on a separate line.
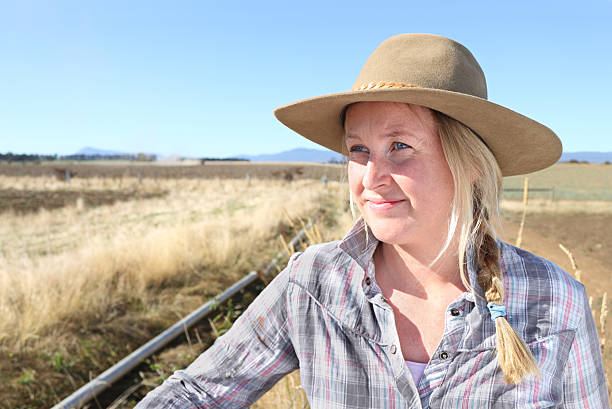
[1, 1, 611, 157]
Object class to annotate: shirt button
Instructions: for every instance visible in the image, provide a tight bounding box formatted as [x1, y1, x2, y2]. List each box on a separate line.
[390, 344, 397, 354]
[450, 308, 461, 316]
[439, 351, 449, 360]
[365, 277, 371, 286]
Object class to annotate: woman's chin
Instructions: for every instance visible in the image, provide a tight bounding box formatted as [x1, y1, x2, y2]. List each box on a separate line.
[365, 219, 414, 246]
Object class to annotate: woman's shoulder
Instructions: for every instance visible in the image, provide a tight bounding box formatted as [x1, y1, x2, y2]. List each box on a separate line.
[287, 239, 358, 286]
[284, 239, 368, 312]
[498, 240, 582, 289]
[498, 241, 588, 334]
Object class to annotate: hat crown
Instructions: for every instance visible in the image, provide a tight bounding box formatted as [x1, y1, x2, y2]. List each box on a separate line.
[352, 34, 488, 99]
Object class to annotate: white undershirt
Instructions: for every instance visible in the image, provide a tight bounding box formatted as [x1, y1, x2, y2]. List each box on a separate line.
[405, 360, 427, 385]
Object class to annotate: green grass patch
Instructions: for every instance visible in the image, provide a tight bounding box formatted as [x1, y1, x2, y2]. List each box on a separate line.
[502, 163, 612, 201]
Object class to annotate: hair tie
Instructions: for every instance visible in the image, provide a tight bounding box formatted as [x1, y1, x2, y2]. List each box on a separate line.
[487, 302, 506, 321]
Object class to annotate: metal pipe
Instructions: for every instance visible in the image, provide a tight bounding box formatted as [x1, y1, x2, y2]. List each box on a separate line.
[52, 218, 316, 409]
[51, 271, 258, 409]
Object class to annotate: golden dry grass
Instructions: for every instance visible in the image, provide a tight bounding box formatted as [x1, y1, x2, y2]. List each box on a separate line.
[0, 177, 348, 346]
[252, 371, 309, 409]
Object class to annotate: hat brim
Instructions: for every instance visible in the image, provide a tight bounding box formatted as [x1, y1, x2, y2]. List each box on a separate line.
[274, 88, 561, 176]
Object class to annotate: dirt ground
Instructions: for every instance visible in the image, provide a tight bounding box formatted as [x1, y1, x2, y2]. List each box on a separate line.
[500, 212, 611, 299]
[0, 188, 167, 215]
[0, 162, 344, 181]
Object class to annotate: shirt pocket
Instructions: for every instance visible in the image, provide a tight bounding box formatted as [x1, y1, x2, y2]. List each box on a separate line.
[431, 329, 575, 408]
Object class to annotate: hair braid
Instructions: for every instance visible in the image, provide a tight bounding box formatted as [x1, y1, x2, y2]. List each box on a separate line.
[476, 231, 504, 304]
[474, 216, 541, 383]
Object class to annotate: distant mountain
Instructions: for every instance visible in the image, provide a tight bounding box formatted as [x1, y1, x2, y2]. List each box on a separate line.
[72, 147, 343, 163]
[75, 147, 128, 156]
[559, 151, 612, 163]
[236, 148, 343, 163]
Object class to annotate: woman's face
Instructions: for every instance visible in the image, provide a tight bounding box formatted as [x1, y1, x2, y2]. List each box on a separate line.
[345, 101, 455, 249]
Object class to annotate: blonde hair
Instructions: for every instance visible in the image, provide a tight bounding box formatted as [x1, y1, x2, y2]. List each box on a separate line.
[432, 110, 541, 384]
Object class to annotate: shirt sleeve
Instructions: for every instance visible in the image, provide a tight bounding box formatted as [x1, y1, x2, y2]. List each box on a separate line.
[134, 252, 301, 409]
[561, 285, 610, 408]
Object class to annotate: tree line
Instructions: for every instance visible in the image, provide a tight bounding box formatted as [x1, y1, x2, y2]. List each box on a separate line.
[0, 152, 156, 163]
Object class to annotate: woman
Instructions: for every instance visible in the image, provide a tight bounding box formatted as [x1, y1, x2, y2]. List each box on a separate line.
[136, 34, 609, 408]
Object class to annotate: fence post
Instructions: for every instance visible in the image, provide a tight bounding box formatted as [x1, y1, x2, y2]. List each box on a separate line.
[65, 169, 71, 184]
[516, 177, 529, 248]
[246, 172, 251, 187]
[321, 174, 328, 187]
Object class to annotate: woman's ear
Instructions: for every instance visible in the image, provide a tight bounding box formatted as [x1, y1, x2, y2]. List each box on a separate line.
[469, 166, 480, 184]
[470, 172, 477, 185]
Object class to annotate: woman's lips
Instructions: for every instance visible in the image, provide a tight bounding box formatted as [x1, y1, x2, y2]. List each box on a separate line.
[365, 199, 404, 211]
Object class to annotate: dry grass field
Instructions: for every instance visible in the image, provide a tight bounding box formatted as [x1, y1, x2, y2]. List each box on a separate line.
[0, 161, 610, 408]
[0, 178, 331, 340]
[0, 166, 352, 408]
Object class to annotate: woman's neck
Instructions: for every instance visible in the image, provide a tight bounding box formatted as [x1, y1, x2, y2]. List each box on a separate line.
[374, 240, 466, 296]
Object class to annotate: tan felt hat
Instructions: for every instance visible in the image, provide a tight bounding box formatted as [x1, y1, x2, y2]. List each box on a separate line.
[274, 33, 562, 176]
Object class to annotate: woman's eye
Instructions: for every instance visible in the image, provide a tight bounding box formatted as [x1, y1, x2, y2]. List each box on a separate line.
[392, 141, 411, 151]
[349, 145, 368, 153]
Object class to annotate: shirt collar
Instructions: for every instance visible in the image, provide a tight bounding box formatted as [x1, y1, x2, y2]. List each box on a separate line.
[338, 217, 379, 273]
[338, 217, 487, 313]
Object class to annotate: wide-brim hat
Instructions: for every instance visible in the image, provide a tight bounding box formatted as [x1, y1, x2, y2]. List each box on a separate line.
[274, 33, 561, 176]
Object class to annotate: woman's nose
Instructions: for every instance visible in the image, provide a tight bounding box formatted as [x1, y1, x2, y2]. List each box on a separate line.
[362, 156, 391, 190]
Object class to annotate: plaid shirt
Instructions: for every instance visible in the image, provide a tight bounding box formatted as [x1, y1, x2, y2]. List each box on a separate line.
[136, 218, 609, 408]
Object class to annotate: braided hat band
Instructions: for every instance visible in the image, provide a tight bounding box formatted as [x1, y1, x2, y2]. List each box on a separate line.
[353, 81, 421, 91]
